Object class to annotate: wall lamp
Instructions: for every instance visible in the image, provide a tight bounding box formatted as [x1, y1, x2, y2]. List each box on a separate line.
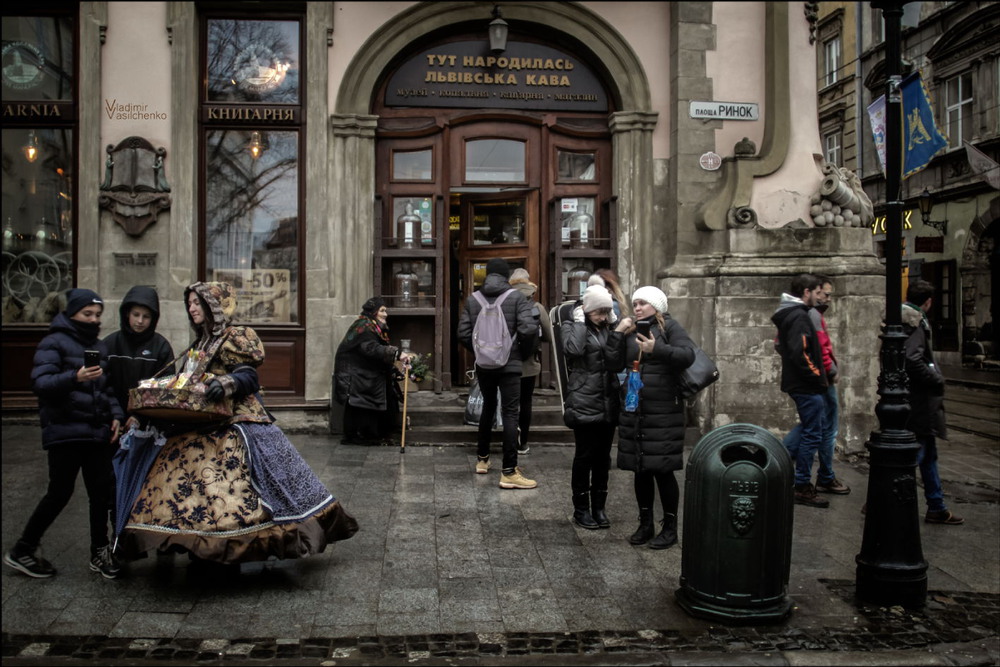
[917, 188, 948, 235]
[22, 130, 39, 163]
[247, 131, 266, 160]
[489, 5, 509, 54]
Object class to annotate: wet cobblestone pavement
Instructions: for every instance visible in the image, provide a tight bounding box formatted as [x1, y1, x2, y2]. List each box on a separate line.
[3, 581, 998, 664]
[3, 378, 997, 666]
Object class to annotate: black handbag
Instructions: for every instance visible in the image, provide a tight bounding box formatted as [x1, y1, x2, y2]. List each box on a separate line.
[677, 345, 719, 399]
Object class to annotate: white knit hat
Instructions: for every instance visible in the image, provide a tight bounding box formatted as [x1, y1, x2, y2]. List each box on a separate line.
[631, 285, 668, 313]
[582, 284, 613, 313]
[587, 274, 606, 288]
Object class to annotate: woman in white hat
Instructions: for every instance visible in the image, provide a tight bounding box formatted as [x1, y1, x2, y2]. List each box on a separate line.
[561, 284, 621, 529]
[609, 285, 696, 549]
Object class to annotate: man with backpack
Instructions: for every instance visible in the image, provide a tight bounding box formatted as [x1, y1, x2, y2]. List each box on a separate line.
[458, 258, 539, 489]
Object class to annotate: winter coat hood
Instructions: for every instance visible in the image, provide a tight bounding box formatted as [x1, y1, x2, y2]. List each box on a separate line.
[118, 285, 161, 345]
[185, 281, 237, 337]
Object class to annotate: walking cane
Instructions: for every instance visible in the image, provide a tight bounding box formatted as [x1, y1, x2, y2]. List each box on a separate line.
[400, 358, 410, 454]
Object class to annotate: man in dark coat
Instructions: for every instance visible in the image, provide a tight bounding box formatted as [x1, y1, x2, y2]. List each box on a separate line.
[103, 285, 176, 419]
[771, 273, 828, 508]
[902, 279, 963, 525]
[4, 289, 124, 580]
[457, 258, 538, 488]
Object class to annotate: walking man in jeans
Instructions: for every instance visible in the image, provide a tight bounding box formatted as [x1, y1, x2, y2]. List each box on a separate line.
[772, 274, 829, 508]
[902, 279, 964, 525]
[458, 258, 539, 489]
[782, 274, 850, 496]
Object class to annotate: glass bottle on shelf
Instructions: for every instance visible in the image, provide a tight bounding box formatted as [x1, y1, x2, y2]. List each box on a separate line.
[566, 263, 591, 300]
[396, 201, 421, 250]
[393, 261, 419, 308]
[3, 217, 14, 252]
[569, 211, 594, 249]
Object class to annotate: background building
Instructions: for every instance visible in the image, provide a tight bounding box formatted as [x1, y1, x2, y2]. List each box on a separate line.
[816, 1, 999, 366]
[3, 2, 889, 453]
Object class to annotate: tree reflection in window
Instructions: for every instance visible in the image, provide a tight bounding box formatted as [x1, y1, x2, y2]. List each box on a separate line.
[206, 19, 299, 104]
[205, 129, 299, 323]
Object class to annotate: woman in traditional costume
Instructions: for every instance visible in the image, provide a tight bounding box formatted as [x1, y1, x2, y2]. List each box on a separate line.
[118, 282, 358, 564]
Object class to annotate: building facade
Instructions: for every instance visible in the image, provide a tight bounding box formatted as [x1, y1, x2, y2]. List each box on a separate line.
[839, 1, 999, 365]
[2, 2, 887, 451]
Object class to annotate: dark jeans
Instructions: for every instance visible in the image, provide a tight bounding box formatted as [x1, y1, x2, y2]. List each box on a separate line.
[571, 422, 614, 495]
[788, 392, 827, 487]
[19, 442, 113, 555]
[634, 470, 679, 517]
[476, 369, 521, 473]
[519, 375, 537, 449]
[916, 434, 946, 512]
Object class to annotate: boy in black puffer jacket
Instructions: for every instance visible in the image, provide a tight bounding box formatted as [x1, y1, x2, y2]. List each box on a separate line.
[103, 285, 176, 421]
[4, 289, 124, 580]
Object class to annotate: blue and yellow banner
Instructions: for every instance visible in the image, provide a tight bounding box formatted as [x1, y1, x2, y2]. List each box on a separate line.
[901, 72, 948, 178]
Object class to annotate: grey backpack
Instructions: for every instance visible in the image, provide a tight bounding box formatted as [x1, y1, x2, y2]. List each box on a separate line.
[471, 289, 515, 369]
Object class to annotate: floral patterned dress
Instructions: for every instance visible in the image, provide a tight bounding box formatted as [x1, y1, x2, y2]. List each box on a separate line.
[118, 282, 358, 563]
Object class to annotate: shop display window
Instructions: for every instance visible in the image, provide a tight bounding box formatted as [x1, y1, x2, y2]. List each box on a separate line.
[391, 196, 434, 248]
[205, 129, 299, 323]
[386, 259, 435, 308]
[471, 199, 526, 246]
[557, 150, 597, 181]
[205, 19, 300, 105]
[559, 197, 599, 248]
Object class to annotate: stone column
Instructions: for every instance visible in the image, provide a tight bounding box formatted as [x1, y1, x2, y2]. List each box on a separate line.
[610, 111, 659, 297]
[328, 113, 379, 349]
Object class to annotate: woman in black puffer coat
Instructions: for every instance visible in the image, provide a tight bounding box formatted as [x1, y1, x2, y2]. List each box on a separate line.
[4, 289, 124, 580]
[608, 285, 695, 550]
[562, 285, 623, 530]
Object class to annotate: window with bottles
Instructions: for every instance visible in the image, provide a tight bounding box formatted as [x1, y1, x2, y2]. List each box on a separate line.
[201, 16, 303, 324]
[1, 13, 76, 324]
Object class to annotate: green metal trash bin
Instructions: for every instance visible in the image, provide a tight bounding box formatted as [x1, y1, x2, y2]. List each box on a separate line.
[675, 423, 794, 623]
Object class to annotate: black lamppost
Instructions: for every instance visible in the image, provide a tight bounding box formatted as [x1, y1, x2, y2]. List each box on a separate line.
[855, 1, 928, 608]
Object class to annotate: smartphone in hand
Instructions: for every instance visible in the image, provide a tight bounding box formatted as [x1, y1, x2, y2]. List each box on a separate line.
[84, 350, 101, 368]
[635, 320, 652, 339]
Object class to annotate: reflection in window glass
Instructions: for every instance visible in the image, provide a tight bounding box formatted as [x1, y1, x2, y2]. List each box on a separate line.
[466, 140, 525, 182]
[1, 128, 74, 323]
[393, 149, 432, 180]
[1, 15, 74, 102]
[557, 151, 596, 181]
[471, 200, 525, 246]
[206, 19, 299, 104]
[205, 130, 299, 323]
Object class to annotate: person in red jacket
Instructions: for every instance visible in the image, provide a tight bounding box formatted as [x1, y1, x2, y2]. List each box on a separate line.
[771, 274, 829, 508]
[782, 275, 850, 495]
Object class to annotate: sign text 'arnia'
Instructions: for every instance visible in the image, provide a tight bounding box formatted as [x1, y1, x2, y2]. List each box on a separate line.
[385, 41, 607, 112]
[689, 101, 760, 121]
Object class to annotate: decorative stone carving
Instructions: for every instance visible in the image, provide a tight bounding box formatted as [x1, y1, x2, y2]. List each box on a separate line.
[728, 206, 758, 228]
[734, 137, 757, 157]
[807, 156, 874, 228]
[98, 136, 172, 237]
[804, 2, 819, 45]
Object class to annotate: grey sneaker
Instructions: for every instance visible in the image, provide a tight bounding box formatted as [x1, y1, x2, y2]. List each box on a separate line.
[90, 545, 121, 579]
[4, 545, 56, 578]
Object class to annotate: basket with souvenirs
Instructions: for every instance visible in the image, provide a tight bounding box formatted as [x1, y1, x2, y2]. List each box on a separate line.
[128, 370, 234, 423]
[128, 343, 234, 423]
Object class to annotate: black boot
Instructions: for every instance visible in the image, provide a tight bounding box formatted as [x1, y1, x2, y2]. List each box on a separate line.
[572, 493, 599, 530]
[648, 513, 678, 550]
[628, 508, 654, 545]
[590, 490, 610, 529]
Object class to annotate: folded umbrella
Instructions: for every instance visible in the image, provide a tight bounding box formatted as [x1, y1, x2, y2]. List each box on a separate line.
[111, 425, 166, 552]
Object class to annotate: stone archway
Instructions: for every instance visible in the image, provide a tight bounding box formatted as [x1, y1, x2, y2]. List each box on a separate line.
[961, 196, 1000, 360]
[328, 1, 659, 313]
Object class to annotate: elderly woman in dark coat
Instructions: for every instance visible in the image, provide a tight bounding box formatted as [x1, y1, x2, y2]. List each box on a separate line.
[562, 285, 622, 530]
[334, 297, 413, 445]
[608, 285, 695, 550]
